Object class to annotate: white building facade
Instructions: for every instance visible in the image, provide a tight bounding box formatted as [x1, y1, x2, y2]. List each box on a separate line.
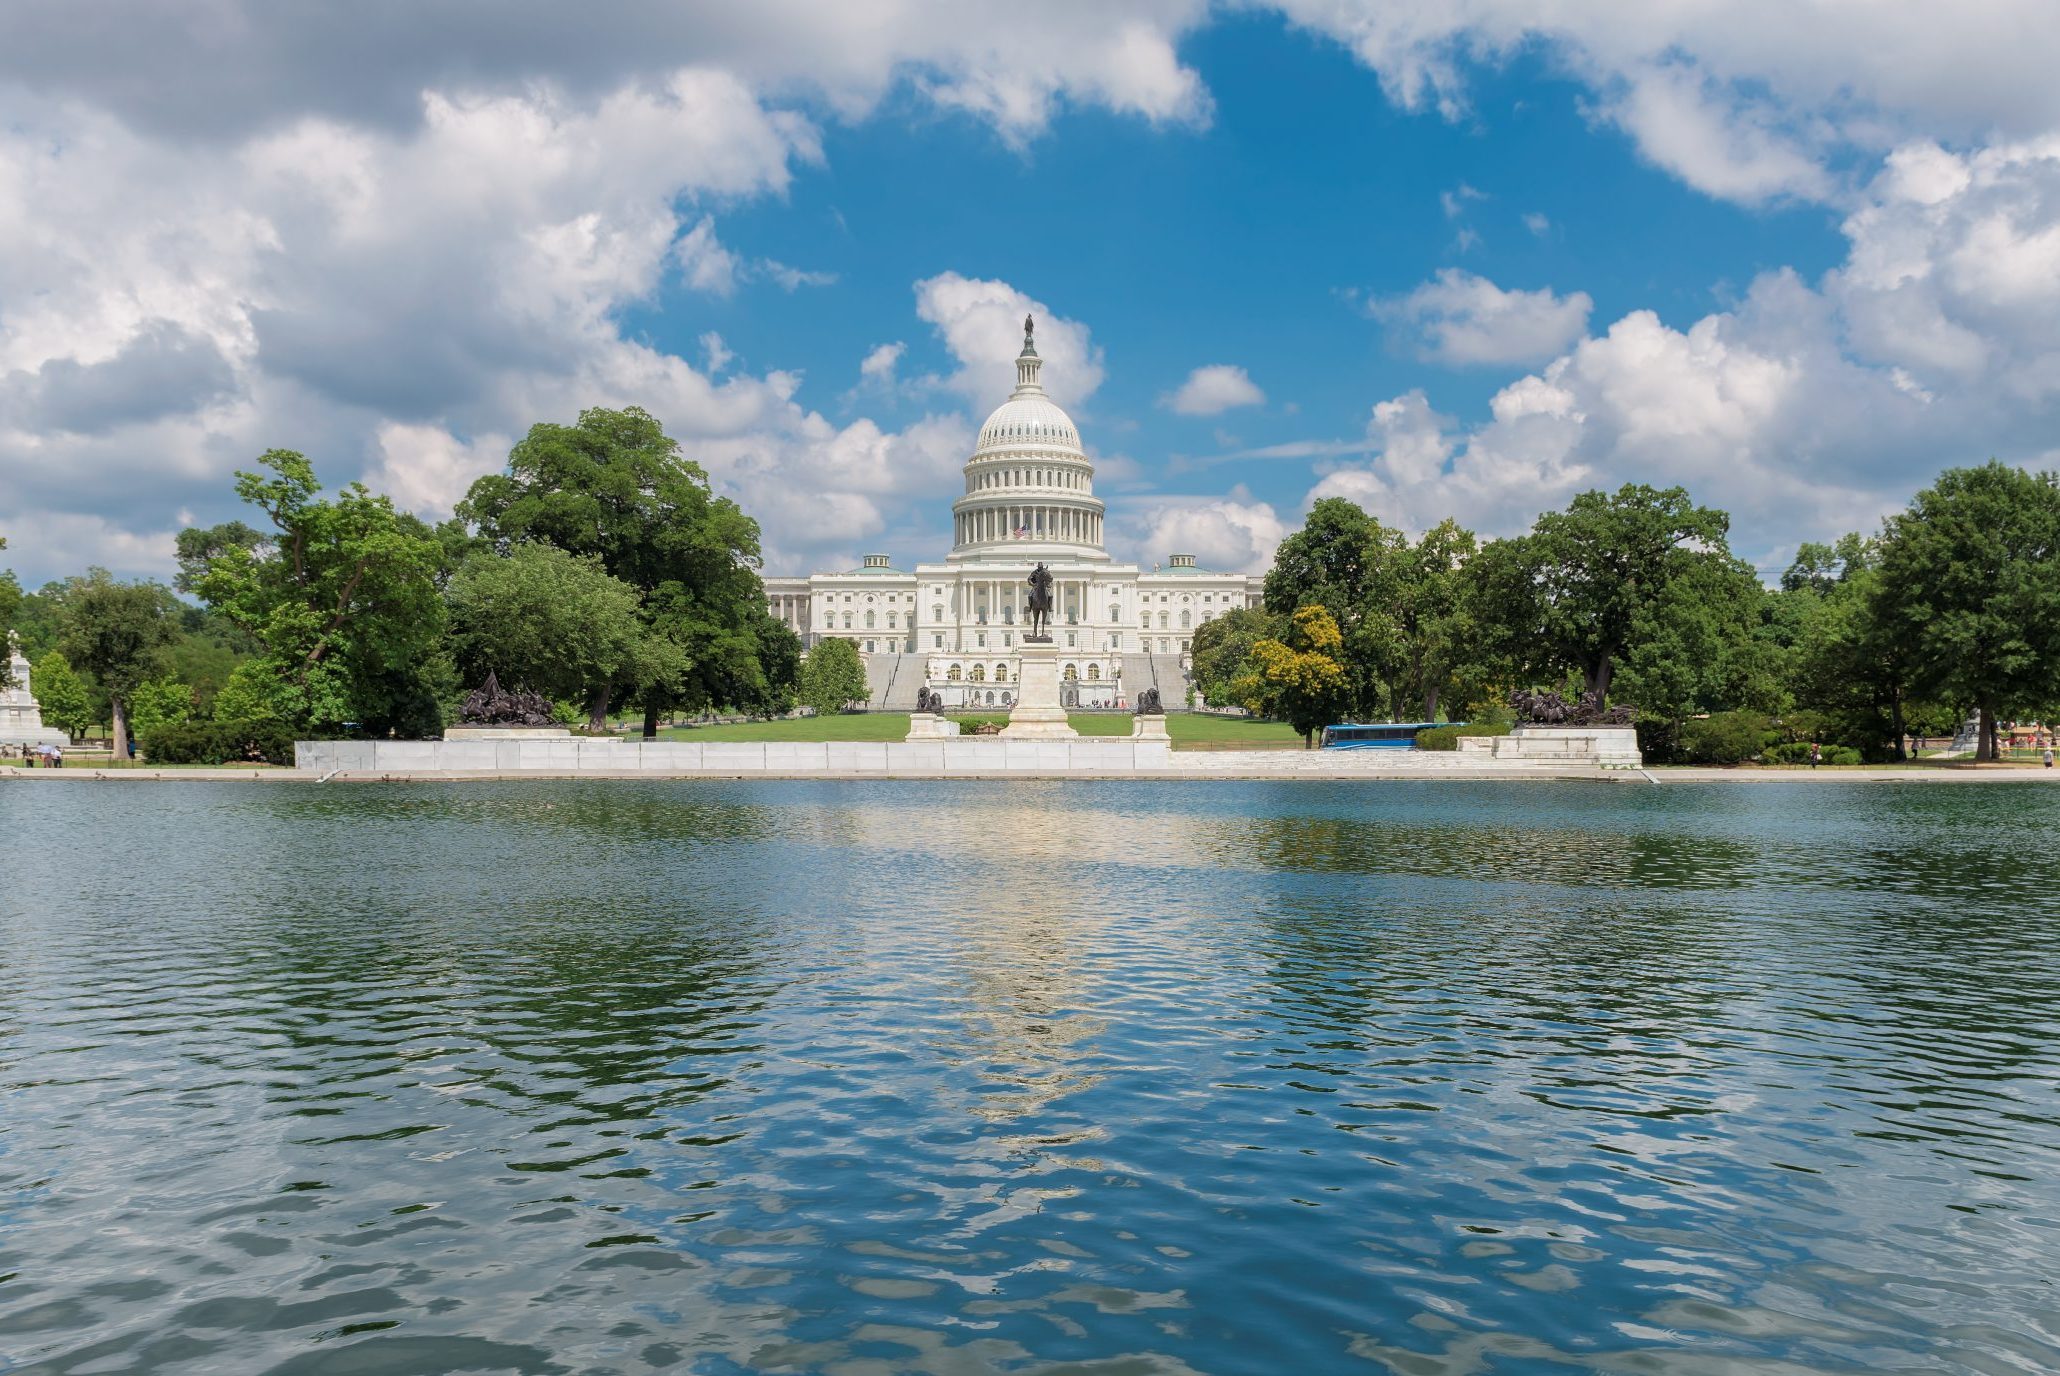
[764, 319, 1263, 710]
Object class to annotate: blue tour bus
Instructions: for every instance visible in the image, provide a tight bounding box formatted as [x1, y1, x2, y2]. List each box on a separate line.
[1319, 722, 1450, 750]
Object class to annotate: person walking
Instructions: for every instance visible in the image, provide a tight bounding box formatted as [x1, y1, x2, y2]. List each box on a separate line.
[1810, 742, 1822, 769]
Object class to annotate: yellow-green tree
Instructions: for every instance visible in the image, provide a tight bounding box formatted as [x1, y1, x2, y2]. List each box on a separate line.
[1236, 605, 1352, 748]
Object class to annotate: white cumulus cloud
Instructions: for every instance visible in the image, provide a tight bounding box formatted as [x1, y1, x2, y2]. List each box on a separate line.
[912, 272, 1104, 411]
[1114, 489, 1287, 574]
[1162, 364, 1266, 416]
[1374, 270, 1593, 367]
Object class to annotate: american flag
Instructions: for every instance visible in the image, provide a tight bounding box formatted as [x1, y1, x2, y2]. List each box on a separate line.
[1014, 524, 1028, 537]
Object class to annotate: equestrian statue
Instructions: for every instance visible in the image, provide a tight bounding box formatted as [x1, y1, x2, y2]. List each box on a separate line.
[1025, 562, 1055, 640]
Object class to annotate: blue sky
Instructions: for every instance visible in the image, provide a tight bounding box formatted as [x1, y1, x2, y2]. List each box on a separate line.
[3, 2, 2057, 586]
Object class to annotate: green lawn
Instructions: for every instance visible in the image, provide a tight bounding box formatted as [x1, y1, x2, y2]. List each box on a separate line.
[650, 712, 1306, 749]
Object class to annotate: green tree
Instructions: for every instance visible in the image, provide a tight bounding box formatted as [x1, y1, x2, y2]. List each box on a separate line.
[173, 521, 269, 594]
[1468, 484, 1735, 702]
[1189, 606, 1284, 709]
[458, 406, 774, 735]
[128, 677, 197, 737]
[1394, 518, 1487, 721]
[196, 450, 449, 735]
[159, 603, 256, 716]
[1876, 461, 2060, 760]
[1610, 550, 1780, 759]
[30, 651, 92, 739]
[1236, 604, 1353, 748]
[57, 570, 180, 752]
[1776, 535, 1925, 760]
[446, 544, 653, 707]
[1261, 498, 1408, 716]
[796, 638, 868, 716]
[212, 660, 289, 724]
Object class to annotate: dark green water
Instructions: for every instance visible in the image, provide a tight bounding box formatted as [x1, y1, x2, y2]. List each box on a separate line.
[3, 780, 2058, 1375]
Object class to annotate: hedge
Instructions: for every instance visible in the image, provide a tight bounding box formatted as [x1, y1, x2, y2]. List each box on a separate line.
[1678, 711, 1779, 766]
[1415, 721, 1514, 751]
[140, 721, 297, 766]
[1763, 741, 1863, 766]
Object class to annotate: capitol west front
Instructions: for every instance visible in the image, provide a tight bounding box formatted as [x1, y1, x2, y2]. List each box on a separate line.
[764, 320, 1262, 710]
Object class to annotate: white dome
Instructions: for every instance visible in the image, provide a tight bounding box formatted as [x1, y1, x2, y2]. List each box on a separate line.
[975, 393, 1080, 453]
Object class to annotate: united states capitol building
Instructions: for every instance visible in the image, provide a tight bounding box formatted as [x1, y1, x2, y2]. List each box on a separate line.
[764, 319, 1262, 710]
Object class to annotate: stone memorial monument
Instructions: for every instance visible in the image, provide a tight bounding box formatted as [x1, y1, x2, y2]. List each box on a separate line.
[905, 685, 960, 739]
[1000, 562, 1077, 739]
[1130, 686, 1170, 741]
[444, 671, 572, 740]
[2, 634, 70, 748]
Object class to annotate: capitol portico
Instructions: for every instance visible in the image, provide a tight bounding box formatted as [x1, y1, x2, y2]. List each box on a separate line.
[764, 318, 1262, 710]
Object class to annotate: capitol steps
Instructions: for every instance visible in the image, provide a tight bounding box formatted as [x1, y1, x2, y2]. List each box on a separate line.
[1144, 654, 1190, 708]
[864, 653, 926, 712]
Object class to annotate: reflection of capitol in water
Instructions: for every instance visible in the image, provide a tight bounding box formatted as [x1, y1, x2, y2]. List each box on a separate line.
[813, 788, 1161, 1128]
[762, 317, 1264, 711]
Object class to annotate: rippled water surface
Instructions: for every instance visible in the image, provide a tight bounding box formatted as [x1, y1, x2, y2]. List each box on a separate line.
[4, 780, 2059, 1375]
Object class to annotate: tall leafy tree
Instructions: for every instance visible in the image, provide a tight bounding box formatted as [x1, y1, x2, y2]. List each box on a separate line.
[1777, 535, 1925, 759]
[796, 638, 868, 716]
[1188, 606, 1284, 709]
[1394, 518, 1486, 721]
[30, 651, 92, 739]
[56, 569, 180, 752]
[1236, 604, 1352, 748]
[173, 521, 269, 595]
[1261, 498, 1407, 716]
[128, 678, 197, 738]
[458, 407, 775, 734]
[1876, 462, 2060, 760]
[757, 615, 804, 717]
[446, 544, 656, 709]
[1610, 549, 1779, 756]
[1469, 484, 1735, 702]
[197, 450, 449, 735]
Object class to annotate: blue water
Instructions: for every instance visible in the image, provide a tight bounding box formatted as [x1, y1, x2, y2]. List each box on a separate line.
[2, 780, 2058, 1374]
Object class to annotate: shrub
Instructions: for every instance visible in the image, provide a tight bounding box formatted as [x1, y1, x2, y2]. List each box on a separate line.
[1678, 711, 1779, 765]
[1416, 721, 1514, 751]
[1763, 742, 1863, 766]
[140, 720, 297, 766]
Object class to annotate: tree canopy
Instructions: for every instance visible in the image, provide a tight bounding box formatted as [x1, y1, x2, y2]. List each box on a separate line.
[197, 449, 449, 735]
[30, 651, 92, 739]
[457, 406, 785, 732]
[796, 638, 868, 716]
[1469, 483, 1735, 702]
[1875, 462, 2060, 759]
[1189, 606, 1283, 709]
[55, 570, 181, 750]
[446, 543, 653, 708]
[1236, 604, 1352, 747]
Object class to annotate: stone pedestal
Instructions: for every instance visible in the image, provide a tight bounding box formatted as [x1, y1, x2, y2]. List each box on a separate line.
[1456, 724, 1643, 768]
[1000, 640, 1077, 739]
[2, 638, 69, 747]
[1131, 713, 1170, 742]
[905, 713, 960, 740]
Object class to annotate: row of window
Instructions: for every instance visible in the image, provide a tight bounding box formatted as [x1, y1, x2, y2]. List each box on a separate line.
[837, 635, 1191, 656]
[941, 662, 1108, 681]
[970, 465, 1085, 491]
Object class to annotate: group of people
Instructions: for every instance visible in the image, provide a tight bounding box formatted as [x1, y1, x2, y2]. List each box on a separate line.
[16, 743, 62, 767]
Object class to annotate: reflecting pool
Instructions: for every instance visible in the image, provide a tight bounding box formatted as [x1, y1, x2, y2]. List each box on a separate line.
[2, 780, 2058, 1374]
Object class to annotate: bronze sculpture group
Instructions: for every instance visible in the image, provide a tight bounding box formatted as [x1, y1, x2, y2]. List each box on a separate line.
[1508, 688, 1634, 727]
[457, 671, 558, 727]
